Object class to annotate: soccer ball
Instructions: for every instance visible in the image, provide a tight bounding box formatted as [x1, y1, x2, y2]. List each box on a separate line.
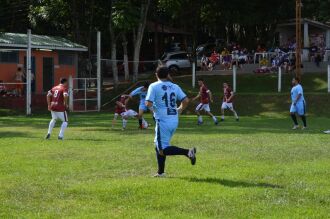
[142, 120, 149, 129]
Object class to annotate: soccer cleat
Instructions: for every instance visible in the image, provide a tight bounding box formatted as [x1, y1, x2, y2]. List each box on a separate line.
[236, 118, 239, 122]
[188, 147, 197, 165]
[302, 126, 307, 130]
[214, 119, 219, 125]
[197, 121, 203, 126]
[221, 118, 225, 122]
[153, 173, 166, 178]
[292, 125, 299, 130]
[324, 130, 330, 134]
[45, 133, 50, 140]
[58, 136, 63, 140]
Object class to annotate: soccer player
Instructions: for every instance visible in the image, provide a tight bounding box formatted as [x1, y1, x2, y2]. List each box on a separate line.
[120, 109, 148, 130]
[221, 83, 239, 121]
[290, 77, 307, 130]
[112, 95, 128, 128]
[45, 78, 69, 140]
[146, 66, 196, 177]
[192, 78, 218, 125]
[126, 82, 153, 129]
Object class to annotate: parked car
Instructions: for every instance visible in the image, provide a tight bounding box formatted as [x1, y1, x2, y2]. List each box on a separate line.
[159, 51, 191, 73]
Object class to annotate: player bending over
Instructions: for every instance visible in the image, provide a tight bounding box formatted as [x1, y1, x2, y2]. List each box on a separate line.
[112, 95, 128, 128]
[221, 83, 239, 121]
[146, 66, 196, 177]
[193, 78, 218, 125]
[45, 78, 69, 140]
[290, 77, 307, 130]
[126, 82, 153, 129]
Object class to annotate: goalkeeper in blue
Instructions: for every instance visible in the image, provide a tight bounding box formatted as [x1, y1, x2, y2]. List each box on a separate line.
[146, 67, 197, 177]
[126, 82, 153, 129]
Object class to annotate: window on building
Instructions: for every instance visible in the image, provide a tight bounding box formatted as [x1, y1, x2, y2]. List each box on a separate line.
[0, 51, 19, 63]
[59, 54, 74, 66]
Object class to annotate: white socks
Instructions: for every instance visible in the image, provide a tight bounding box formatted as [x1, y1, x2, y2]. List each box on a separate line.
[48, 119, 56, 134]
[198, 116, 203, 123]
[122, 119, 127, 129]
[59, 122, 68, 138]
[212, 116, 217, 122]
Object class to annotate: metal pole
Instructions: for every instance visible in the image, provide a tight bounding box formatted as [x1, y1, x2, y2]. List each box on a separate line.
[278, 66, 282, 93]
[69, 75, 73, 111]
[26, 29, 32, 115]
[328, 65, 330, 93]
[295, 0, 302, 79]
[85, 78, 87, 112]
[97, 31, 101, 111]
[192, 61, 196, 88]
[233, 65, 237, 92]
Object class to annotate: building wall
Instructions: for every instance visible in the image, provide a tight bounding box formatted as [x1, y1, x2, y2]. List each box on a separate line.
[0, 50, 77, 94]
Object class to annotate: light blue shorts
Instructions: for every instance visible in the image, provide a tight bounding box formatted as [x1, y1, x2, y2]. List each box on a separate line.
[139, 103, 149, 112]
[290, 101, 306, 116]
[154, 120, 178, 150]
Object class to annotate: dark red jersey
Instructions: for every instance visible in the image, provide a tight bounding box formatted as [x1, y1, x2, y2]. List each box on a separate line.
[223, 87, 234, 103]
[48, 84, 68, 112]
[115, 95, 127, 114]
[200, 84, 210, 104]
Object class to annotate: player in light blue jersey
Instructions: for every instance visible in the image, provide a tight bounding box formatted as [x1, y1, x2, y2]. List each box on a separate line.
[126, 82, 153, 129]
[290, 77, 307, 130]
[146, 67, 197, 177]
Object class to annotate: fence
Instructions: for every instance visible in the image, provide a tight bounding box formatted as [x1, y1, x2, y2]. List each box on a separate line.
[69, 76, 100, 112]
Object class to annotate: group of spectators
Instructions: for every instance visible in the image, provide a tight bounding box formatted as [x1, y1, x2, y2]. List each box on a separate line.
[200, 44, 251, 71]
[0, 67, 35, 97]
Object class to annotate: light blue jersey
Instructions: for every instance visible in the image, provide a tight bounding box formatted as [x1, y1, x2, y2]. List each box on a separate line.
[146, 80, 186, 122]
[146, 80, 187, 149]
[291, 84, 305, 104]
[130, 86, 148, 111]
[290, 84, 306, 115]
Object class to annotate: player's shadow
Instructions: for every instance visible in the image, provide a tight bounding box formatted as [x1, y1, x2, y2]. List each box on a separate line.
[180, 177, 283, 189]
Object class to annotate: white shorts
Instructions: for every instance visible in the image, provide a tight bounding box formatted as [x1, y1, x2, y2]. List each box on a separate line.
[195, 103, 210, 112]
[51, 111, 68, 122]
[221, 102, 234, 110]
[121, 109, 138, 119]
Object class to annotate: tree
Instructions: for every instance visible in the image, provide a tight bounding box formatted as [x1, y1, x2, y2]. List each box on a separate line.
[131, 0, 151, 82]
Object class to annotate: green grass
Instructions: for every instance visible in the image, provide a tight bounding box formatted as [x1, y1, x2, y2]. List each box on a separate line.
[1, 113, 330, 218]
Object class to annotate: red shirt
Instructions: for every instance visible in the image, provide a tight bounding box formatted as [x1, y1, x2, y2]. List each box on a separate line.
[223, 87, 233, 103]
[115, 95, 127, 114]
[200, 85, 210, 104]
[48, 84, 68, 112]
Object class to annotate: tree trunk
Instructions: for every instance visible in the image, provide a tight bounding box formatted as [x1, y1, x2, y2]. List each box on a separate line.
[109, 8, 119, 89]
[71, 0, 80, 42]
[111, 41, 119, 89]
[122, 34, 129, 81]
[132, 0, 151, 82]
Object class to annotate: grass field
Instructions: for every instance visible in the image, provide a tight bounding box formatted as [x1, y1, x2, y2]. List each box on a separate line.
[1, 112, 330, 218]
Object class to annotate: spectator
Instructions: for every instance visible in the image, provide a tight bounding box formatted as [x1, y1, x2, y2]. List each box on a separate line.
[14, 67, 25, 97]
[0, 80, 7, 95]
[200, 54, 209, 71]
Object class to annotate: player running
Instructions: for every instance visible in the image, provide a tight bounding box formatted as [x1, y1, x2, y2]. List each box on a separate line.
[146, 66, 196, 177]
[290, 77, 307, 130]
[192, 78, 218, 125]
[45, 78, 69, 140]
[126, 82, 153, 129]
[221, 83, 239, 121]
